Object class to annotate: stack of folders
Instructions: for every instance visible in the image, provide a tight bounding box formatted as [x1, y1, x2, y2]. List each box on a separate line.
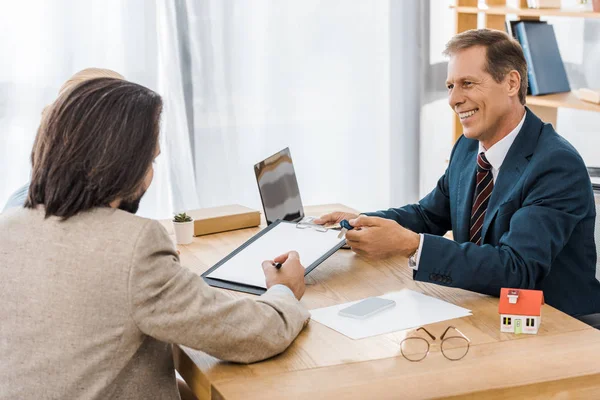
[508, 21, 570, 96]
[526, 0, 561, 8]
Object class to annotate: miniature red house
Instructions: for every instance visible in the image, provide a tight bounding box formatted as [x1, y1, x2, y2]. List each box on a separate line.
[498, 288, 544, 334]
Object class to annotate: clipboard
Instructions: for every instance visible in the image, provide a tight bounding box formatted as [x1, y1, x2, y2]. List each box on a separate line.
[202, 220, 347, 295]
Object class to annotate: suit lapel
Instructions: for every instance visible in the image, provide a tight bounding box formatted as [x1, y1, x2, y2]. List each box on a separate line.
[480, 108, 543, 242]
[456, 143, 478, 243]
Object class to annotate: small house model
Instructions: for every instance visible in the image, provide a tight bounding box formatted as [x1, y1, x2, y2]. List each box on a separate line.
[498, 288, 544, 335]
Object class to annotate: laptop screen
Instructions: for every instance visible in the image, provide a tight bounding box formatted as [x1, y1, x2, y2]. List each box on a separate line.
[254, 147, 305, 225]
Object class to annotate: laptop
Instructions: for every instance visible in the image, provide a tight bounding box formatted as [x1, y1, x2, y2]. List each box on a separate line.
[254, 147, 315, 226]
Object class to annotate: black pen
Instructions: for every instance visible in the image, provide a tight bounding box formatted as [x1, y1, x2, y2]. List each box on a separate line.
[273, 262, 282, 269]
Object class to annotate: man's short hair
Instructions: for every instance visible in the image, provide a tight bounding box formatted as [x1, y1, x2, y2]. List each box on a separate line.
[443, 29, 528, 105]
[25, 78, 163, 219]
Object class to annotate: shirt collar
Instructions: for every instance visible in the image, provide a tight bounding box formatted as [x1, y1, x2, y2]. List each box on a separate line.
[478, 111, 527, 171]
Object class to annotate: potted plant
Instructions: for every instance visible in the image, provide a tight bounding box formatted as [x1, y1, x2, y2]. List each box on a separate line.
[173, 212, 194, 245]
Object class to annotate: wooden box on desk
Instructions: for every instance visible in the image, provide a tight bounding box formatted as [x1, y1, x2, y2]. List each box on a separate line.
[187, 205, 260, 236]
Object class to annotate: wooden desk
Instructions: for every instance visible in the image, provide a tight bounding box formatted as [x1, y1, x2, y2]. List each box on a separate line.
[170, 204, 600, 400]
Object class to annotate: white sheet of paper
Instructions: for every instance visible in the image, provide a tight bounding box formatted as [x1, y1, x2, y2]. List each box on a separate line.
[207, 221, 345, 288]
[310, 289, 472, 340]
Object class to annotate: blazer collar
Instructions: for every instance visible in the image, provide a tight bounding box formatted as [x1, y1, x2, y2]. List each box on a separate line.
[480, 107, 543, 242]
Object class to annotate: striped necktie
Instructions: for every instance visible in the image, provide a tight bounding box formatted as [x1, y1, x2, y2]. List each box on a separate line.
[470, 152, 493, 245]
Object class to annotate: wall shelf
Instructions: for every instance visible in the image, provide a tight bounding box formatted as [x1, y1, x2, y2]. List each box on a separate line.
[452, 5, 600, 19]
[527, 92, 600, 113]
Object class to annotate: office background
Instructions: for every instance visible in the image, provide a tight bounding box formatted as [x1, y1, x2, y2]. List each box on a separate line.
[1, 0, 599, 220]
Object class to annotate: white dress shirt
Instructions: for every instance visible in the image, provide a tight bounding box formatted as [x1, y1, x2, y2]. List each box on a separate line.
[410, 111, 526, 270]
[268, 284, 296, 298]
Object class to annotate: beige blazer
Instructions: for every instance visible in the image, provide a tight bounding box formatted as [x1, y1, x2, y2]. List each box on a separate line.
[0, 207, 310, 399]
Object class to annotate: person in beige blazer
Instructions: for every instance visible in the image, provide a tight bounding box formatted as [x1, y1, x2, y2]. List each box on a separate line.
[0, 77, 310, 399]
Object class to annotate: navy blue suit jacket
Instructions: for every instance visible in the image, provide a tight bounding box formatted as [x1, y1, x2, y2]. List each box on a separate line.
[368, 109, 600, 316]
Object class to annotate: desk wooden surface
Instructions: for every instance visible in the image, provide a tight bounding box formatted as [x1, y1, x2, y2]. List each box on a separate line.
[166, 204, 600, 400]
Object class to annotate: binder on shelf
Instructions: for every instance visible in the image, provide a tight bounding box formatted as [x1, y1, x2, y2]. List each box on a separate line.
[202, 220, 346, 295]
[526, 0, 561, 8]
[505, 19, 546, 40]
[515, 21, 570, 96]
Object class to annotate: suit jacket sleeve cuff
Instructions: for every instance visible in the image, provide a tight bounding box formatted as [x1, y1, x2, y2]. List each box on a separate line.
[412, 234, 454, 285]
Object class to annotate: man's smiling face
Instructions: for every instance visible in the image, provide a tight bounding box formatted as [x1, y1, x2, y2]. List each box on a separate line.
[446, 46, 512, 147]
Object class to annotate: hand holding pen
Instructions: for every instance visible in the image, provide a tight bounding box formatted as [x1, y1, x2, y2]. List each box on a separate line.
[261, 251, 306, 300]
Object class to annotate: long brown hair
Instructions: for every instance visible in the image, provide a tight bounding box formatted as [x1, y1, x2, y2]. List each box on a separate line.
[25, 78, 163, 219]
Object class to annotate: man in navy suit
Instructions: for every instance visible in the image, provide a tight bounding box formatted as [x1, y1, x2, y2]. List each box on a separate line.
[316, 29, 600, 317]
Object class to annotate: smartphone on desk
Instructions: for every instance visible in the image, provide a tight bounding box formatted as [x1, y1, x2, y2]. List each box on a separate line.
[338, 297, 396, 320]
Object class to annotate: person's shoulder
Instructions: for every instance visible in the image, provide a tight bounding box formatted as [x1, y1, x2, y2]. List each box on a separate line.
[53, 208, 166, 249]
[524, 125, 590, 194]
[535, 124, 584, 166]
[88, 208, 168, 239]
[0, 207, 172, 261]
[74, 209, 175, 261]
[0, 206, 35, 230]
[85, 207, 151, 227]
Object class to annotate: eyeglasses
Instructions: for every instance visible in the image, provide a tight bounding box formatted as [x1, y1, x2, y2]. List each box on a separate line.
[400, 326, 470, 362]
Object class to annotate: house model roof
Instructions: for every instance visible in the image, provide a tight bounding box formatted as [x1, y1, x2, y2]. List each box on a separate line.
[498, 288, 544, 316]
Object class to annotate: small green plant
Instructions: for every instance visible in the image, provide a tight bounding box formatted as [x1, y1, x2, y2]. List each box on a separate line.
[173, 212, 192, 223]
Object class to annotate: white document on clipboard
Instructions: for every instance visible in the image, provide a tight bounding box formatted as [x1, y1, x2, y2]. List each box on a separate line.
[205, 220, 346, 290]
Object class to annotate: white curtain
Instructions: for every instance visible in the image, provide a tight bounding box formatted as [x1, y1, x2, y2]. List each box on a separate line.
[176, 0, 422, 213]
[1, 0, 423, 218]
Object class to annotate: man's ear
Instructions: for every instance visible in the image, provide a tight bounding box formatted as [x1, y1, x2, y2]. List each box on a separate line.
[506, 70, 521, 98]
